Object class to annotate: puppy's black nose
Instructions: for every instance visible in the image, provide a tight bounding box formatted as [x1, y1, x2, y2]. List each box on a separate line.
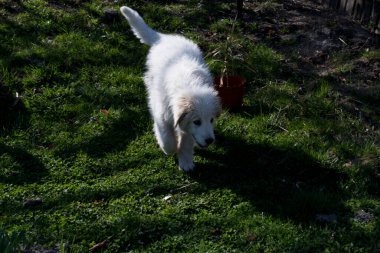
[205, 138, 214, 145]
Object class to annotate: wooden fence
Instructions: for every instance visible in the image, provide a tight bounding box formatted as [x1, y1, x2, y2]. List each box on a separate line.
[314, 0, 380, 34]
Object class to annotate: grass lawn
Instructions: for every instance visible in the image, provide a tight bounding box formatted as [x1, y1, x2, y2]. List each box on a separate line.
[1, 0, 380, 252]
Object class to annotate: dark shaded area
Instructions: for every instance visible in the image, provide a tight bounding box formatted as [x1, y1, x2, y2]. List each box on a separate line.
[192, 133, 348, 223]
[0, 83, 30, 134]
[0, 0, 24, 14]
[47, 0, 89, 7]
[237, 0, 243, 19]
[102, 9, 121, 24]
[375, 220, 380, 250]
[0, 143, 47, 185]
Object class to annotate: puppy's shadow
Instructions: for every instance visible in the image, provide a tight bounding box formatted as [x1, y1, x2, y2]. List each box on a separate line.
[191, 133, 347, 223]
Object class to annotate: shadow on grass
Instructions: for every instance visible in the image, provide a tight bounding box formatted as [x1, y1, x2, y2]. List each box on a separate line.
[54, 106, 151, 158]
[0, 144, 47, 185]
[0, 84, 30, 135]
[193, 133, 347, 223]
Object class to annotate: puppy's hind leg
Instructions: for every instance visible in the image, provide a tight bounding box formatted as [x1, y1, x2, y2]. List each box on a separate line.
[177, 133, 195, 172]
[153, 121, 177, 155]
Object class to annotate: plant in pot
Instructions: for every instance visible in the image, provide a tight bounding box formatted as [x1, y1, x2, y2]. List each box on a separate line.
[207, 17, 246, 111]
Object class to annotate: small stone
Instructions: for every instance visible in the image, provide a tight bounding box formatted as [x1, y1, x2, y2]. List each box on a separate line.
[354, 210, 373, 223]
[162, 194, 172, 201]
[321, 27, 331, 35]
[23, 198, 43, 208]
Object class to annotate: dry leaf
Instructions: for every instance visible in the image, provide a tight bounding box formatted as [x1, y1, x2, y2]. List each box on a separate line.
[211, 227, 222, 236]
[89, 239, 108, 252]
[100, 109, 109, 116]
[246, 234, 257, 242]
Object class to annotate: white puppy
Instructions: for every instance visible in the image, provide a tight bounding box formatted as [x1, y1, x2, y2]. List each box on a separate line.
[120, 6, 221, 171]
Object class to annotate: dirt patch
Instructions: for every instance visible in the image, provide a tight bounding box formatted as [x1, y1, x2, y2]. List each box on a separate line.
[244, 0, 377, 69]
[0, 0, 24, 14]
[239, 0, 380, 127]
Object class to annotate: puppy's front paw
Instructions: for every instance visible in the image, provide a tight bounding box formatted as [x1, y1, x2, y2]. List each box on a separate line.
[178, 159, 195, 172]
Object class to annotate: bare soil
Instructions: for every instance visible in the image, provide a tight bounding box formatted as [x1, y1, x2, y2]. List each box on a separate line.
[242, 0, 380, 128]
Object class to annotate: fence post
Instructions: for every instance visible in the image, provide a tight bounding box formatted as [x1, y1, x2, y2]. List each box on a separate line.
[237, 0, 243, 19]
[318, 0, 380, 34]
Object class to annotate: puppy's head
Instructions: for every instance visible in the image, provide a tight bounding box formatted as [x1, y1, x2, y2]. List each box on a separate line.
[174, 88, 221, 148]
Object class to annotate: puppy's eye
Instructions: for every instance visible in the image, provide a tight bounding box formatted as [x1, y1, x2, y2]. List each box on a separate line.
[193, 120, 201, 126]
[210, 118, 214, 123]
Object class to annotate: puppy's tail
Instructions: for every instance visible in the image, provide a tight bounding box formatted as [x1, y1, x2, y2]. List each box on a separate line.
[120, 6, 160, 46]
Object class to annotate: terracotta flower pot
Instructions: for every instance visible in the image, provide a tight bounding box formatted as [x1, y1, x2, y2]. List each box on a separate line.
[214, 75, 246, 111]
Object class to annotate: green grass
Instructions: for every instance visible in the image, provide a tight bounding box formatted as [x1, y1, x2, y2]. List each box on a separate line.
[1, 0, 380, 252]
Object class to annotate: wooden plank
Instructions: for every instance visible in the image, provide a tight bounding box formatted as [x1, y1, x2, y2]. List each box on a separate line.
[340, 0, 348, 12]
[353, 0, 363, 20]
[329, 0, 340, 8]
[345, 0, 356, 15]
[360, 0, 371, 24]
[371, 0, 380, 27]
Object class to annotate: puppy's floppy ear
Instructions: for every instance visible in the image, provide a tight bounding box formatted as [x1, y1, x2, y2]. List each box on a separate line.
[174, 96, 193, 127]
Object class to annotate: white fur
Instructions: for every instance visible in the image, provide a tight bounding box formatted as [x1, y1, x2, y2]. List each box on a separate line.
[120, 6, 221, 171]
